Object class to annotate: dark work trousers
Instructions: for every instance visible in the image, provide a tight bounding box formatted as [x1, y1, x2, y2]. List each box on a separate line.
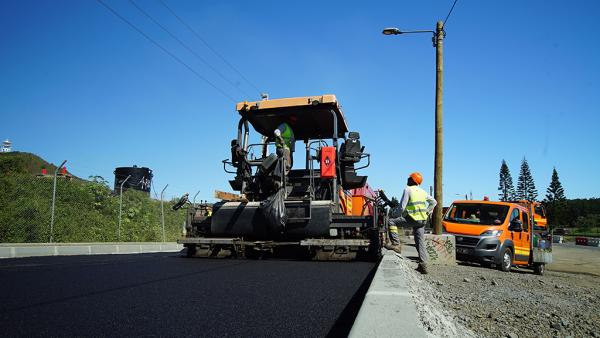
[412, 224, 427, 264]
[277, 147, 292, 175]
[388, 216, 428, 263]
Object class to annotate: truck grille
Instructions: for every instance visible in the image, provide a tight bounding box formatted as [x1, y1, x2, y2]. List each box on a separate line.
[455, 236, 480, 247]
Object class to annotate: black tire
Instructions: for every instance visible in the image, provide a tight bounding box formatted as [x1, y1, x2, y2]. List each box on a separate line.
[245, 246, 266, 260]
[368, 228, 383, 261]
[534, 263, 545, 276]
[186, 244, 197, 258]
[498, 247, 513, 272]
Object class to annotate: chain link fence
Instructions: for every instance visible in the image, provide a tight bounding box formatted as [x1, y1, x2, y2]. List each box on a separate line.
[0, 173, 187, 243]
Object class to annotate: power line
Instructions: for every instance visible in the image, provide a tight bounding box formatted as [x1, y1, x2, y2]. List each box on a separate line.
[95, 0, 237, 103]
[128, 0, 250, 99]
[159, 0, 262, 97]
[443, 0, 458, 28]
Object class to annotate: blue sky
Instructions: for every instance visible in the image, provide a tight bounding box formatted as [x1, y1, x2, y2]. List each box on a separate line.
[1, 0, 598, 204]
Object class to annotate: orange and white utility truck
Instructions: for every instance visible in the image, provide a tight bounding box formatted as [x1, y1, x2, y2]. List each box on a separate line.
[443, 200, 552, 275]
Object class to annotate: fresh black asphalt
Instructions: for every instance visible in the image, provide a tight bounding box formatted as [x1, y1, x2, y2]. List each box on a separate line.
[0, 253, 376, 337]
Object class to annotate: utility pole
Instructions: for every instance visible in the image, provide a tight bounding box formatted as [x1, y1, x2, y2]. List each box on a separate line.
[432, 20, 444, 235]
[382, 22, 446, 234]
[384, 0, 458, 234]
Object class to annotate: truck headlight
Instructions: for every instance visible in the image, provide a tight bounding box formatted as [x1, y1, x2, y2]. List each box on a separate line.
[481, 230, 503, 237]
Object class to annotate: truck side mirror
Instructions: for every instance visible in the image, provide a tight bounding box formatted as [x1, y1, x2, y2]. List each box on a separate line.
[509, 219, 523, 232]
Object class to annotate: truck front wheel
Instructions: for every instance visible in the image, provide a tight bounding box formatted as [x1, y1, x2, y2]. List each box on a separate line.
[498, 247, 512, 272]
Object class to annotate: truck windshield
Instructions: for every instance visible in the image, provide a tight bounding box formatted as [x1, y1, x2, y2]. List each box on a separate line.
[444, 203, 510, 226]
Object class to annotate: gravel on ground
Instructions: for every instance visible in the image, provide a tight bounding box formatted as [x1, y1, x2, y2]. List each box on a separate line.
[393, 253, 476, 338]
[398, 252, 600, 338]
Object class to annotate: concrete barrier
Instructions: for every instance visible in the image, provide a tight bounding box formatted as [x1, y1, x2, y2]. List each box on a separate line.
[0, 243, 183, 259]
[349, 250, 427, 338]
[424, 234, 456, 266]
[588, 238, 600, 247]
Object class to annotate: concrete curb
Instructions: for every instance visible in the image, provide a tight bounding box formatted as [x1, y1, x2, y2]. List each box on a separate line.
[0, 242, 183, 259]
[349, 249, 427, 338]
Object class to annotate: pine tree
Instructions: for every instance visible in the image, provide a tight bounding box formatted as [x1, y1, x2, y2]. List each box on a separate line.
[544, 167, 566, 227]
[516, 157, 538, 201]
[497, 160, 515, 201]
[545, 167, 566, 202]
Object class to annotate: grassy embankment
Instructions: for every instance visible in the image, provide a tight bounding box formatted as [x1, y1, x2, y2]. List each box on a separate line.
[0, 152, 185, 243]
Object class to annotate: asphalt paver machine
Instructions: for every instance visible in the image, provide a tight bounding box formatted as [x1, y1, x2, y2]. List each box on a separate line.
[178, 95, 384, 260]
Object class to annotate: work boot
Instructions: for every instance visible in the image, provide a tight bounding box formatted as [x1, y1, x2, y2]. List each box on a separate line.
[416, 263, 428, 275]
[384, 243, 402, 254]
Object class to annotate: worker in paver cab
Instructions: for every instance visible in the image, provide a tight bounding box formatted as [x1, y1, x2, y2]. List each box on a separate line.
[274, 115, 296, 174]
[387, 172, 437, 274]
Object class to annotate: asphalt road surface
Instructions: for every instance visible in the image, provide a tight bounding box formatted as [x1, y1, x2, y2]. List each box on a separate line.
[0, 253, 376, 337]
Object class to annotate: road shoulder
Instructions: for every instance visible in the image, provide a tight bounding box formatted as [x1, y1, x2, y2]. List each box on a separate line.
[0, 242, 183, 259]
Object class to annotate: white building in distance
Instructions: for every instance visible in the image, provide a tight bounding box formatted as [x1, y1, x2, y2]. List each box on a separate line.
[1, 139, 12, 152]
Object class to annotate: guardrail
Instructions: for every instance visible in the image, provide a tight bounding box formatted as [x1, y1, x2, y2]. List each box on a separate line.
[575, 237, 600, 247]
[588, 238, 600, 247]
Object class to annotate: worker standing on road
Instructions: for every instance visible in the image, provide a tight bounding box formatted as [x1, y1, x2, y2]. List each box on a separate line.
[274, 115, 296, 174]
[387, 172, 437, 274]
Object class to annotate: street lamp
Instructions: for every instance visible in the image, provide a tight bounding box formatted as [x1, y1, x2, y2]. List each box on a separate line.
[383, 20, 445, 235]
[382, 27, 435, 36]
[382, 27, 401, 35]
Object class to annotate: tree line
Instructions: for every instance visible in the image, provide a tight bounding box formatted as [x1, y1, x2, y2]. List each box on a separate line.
[497, 158, 599, 229]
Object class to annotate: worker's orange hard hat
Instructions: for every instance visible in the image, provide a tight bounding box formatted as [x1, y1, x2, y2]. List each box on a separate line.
[409, 172, 423, 185]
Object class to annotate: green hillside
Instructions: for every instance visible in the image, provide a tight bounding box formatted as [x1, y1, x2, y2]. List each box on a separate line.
[0, 151, 64, 176]
[0, 152, 185, 243]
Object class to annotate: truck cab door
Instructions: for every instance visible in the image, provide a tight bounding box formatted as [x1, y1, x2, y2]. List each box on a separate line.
[508, 209, 526, 263]
[508, 209, 530, 264]
[520, 210, 531, 263]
